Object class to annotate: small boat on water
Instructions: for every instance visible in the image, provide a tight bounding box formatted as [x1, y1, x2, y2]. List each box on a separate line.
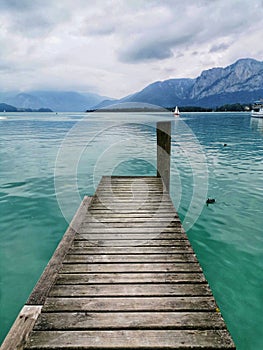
[251, 100, 263, 118]
[173, 106, 180, 116]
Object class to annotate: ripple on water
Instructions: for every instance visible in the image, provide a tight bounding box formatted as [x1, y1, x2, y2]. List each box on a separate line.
[0, 181, 27, 189]
[0, 112, 263, 349]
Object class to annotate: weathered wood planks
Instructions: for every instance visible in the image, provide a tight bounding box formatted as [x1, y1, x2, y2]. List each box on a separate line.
[26, 330, 235, 349]
[0, 306, 42, 350]
[34, 311, 226, 330]
[48, 283, 213, 297]
[55, 272, 207, 284]
[1, 176, 235, 349]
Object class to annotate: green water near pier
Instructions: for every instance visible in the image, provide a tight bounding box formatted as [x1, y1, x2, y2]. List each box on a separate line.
[0, 111, 262, 349]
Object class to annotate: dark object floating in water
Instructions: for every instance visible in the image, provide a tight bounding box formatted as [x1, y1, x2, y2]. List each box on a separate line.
[223, 143, 227, 147]
[206, 198, 216, 205]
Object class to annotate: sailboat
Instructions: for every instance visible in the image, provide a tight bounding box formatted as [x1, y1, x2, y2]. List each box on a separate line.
[173, 106, 180, 116]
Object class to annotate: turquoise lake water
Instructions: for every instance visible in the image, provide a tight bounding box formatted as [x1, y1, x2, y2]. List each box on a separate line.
[0, 111, 262, 349]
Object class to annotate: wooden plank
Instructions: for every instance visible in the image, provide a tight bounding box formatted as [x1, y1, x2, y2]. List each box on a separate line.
[94, 192, 167, 197]
[95, 188, 166, 191]
[97, 185, 166, 188]
[63, 253, 198, 263]
[77, 227, 183, 233]
[25, 329, 235, 349]
[85, 212, 179, 218]
[90, 202, 174, 208]
[56, 272, 206, 284]
[103, 178, 162, 182]
[49, 283, 212, 297]
[97, 182, 164, 185]
[99, 178, 162, 181]
[82, 217, 180, 223]
[94, 180, 166, 185]
[99, 186, 166, 190]
[72, 239, 192, 247]
[69, 246, 194, 254]
[42, 296, 217, 312]
[34, 311, 225, 331]
[75, 233, 188, 240]
[96, 185, 165, 188]
[88, 206, 177, 210]
[77, 228, 184, 234]
[26, 196, 92, 305]
[106, 180, 163, 182]
[89, 203, 174, 207]
[96, 184, 165, 187]
[78, 227, 182, 233]
[93, 191, 170, 196]
[94, 193, 167, 197]
[85, 219, 181, 225]
[89, 199, 174, 204]
[96, 187, 165, 190]
[101, 175, 161, 179]
[88, 209, 178, 213]
[79, 224, 181, 233]
[87, 208, 178, 213]
[81, 225, 182, 231]
[94, 189, 168, 192]
[93, 196, 167, 199]
[92, 198, 168, 202]
[61, 262, 202, 273]
[0, 306, 42, 350]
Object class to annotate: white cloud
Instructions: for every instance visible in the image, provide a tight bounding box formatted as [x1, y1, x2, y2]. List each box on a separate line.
[0, 0, 262, 97]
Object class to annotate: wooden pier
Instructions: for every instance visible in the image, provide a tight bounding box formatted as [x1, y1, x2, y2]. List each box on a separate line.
[1, 121, 235, 349]
[1, 176, 235, 349]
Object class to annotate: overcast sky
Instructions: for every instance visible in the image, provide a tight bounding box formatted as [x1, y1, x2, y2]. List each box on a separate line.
[0, 0, 262, 98]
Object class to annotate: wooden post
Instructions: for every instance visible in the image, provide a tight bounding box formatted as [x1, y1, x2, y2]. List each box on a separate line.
[156, 121, 171, 192]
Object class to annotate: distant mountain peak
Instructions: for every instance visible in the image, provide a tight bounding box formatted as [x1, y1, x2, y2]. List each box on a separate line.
[94, 58, 263, 109]
[1, 90, 109, 112]
[232, 57, 261, 65]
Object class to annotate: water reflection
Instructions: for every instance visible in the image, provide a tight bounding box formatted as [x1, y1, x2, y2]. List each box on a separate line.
[250, 117, 263, 133]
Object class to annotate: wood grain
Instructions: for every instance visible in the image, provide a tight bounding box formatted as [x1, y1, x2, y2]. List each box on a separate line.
[25, 329, 235, 349]
[3, 176, 235, 349]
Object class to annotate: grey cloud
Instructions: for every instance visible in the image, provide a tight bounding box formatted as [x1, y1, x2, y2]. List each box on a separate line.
[209, 43, 230, 53]
[88, 25, 115, 36]
[1, 1, 70, 38]
[10, 14, 55, 37]
[120, 43, 173, 63]
[116, 2, 208, 64]
[119, 30, 194, 64]
[0, 0, 32, 11]
[0, 63, 12, 72]
[0, 0, 49, 12]
[81, 18, 116, 36]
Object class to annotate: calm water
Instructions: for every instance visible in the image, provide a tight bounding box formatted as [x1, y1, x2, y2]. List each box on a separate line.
[0, 111, 262, 349]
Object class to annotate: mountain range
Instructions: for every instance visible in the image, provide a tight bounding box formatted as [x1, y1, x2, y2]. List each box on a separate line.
[0, 58, 262, 111]
[96, 58, 263, 109]
[0, 91, 108, 112]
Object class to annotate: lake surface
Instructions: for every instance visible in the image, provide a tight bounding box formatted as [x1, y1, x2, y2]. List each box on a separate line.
[0, 111, 262, 349]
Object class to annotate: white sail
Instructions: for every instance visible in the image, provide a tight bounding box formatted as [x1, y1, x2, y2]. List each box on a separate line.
[174, 106, 180, 116]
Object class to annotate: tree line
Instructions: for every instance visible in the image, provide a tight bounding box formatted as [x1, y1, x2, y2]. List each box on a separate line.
[169, 103, 251, 112]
